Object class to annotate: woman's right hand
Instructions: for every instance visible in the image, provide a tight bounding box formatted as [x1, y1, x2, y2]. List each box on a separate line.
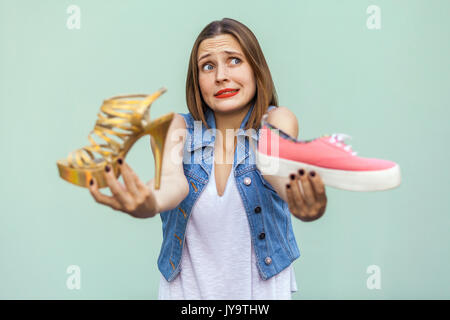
[88, 159, 159, 218]
[88, 113, 190, 218]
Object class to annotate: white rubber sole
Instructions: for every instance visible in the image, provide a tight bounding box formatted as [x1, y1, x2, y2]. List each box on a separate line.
[256, 149, 401, 192]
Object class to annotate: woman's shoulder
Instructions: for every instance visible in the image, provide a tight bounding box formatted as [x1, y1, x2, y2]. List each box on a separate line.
[265, 106, 299, 139]
[176, 111, 193, 129]
[166, 112, 188, 135]
[266, 105, 293, 115]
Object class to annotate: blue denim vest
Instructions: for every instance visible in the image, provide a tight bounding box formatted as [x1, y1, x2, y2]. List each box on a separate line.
[157, 104, 301, 282]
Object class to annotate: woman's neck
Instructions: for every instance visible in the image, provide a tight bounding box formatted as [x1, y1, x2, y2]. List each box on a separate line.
[214, 106, 248, 132]
[213, 103, 251, 164]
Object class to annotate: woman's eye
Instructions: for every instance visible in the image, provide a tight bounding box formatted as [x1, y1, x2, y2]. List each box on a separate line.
[201, 58, 241, 71]
[202, 64, 213, 71]
[231, 57, 241, 64]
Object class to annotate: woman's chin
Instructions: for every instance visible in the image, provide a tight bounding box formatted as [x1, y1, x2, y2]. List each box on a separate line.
[214, 106, 243, 115]
[211, 99, 250, 113]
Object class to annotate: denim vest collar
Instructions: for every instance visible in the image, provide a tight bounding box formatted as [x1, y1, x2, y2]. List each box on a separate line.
[185, 103, 259, 174]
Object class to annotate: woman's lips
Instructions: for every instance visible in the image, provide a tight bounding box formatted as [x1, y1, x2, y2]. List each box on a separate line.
[215, 89, 239, 99]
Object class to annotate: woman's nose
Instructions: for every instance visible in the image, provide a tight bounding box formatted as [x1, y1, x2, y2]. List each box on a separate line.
[215, 64, 229, 82]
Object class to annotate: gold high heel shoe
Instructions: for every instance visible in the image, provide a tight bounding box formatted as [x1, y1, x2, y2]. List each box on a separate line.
[56, 87, 174, 190]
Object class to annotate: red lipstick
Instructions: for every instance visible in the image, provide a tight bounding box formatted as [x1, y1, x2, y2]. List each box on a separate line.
[215, 88, 240, 99]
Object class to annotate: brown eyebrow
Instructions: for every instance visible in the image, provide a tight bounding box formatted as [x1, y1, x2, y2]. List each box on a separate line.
[197, 50, 243, 63]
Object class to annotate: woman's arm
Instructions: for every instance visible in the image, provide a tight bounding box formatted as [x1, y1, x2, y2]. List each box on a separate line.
[261, 106, 299, 202]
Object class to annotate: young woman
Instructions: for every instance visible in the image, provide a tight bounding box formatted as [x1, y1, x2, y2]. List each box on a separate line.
[89, 18, 327, 299]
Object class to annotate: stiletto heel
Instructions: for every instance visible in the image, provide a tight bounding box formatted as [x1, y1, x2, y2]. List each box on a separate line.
[146, 113, 173, 190]
[56, 87, 174, 190]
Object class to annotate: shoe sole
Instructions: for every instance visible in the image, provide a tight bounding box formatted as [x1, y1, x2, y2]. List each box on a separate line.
[57, 159, 114, 189]
[256, 149, 401, 192]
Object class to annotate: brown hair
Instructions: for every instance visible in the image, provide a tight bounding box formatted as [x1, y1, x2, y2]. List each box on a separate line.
[185, 18, 278, 130]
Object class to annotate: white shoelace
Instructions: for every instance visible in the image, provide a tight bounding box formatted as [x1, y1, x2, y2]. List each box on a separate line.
[328, 133, 358, 156]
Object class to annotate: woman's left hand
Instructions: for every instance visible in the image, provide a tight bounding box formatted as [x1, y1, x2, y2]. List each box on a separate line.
[285, 169, 327, 222]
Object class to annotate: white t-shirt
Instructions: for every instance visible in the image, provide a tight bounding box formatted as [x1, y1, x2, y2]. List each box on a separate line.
[158, 158, 298, 300]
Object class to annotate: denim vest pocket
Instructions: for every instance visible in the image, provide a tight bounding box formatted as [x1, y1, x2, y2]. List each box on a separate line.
[183, 165, 208, 185]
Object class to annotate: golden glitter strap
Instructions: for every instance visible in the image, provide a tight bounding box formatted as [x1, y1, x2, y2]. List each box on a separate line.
[67, 90, 166, 169]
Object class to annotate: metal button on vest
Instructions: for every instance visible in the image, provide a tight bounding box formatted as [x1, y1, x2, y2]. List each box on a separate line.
[265, 257, 272, 265]
[259, 232, 265, 240]
[254, 206, 261, 213]
[244, 177, 251, 185]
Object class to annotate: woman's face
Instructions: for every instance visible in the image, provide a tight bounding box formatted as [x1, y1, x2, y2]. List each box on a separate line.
[197, 34, 256, 115]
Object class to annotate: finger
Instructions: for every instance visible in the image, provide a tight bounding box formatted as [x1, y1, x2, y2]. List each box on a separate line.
[285, 183, 300, 216]
[104, 165, 134, 208]
[118, 159, 140, 198]
[118, 181, 127, 192]
[298, 169, 316, 207]
[88, 177, 123, 210]
[288, 172, 306, 212]
[308, 170, 327, 204]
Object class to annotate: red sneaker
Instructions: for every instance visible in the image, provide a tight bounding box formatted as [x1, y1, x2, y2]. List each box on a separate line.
[255, 119, 401, 192]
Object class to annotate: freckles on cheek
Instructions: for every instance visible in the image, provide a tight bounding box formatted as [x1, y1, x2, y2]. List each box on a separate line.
[199, 76, 213, 96]
[199, 84, 208, 97]
[198, 76, 206, 92]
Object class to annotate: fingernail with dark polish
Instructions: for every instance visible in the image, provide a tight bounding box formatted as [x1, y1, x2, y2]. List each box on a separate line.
[105, 165, 110, 172]
[290, 174, 296, 180]
[310, 171, 316, 177]
[286, 184, 291, 189]
[89, 179, 94, 186]
[117, 158, 123, 165]
[298, 169, 305, 176]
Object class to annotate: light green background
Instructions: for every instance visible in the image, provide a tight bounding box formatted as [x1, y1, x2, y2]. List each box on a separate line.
[1, 0, 449, 299]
